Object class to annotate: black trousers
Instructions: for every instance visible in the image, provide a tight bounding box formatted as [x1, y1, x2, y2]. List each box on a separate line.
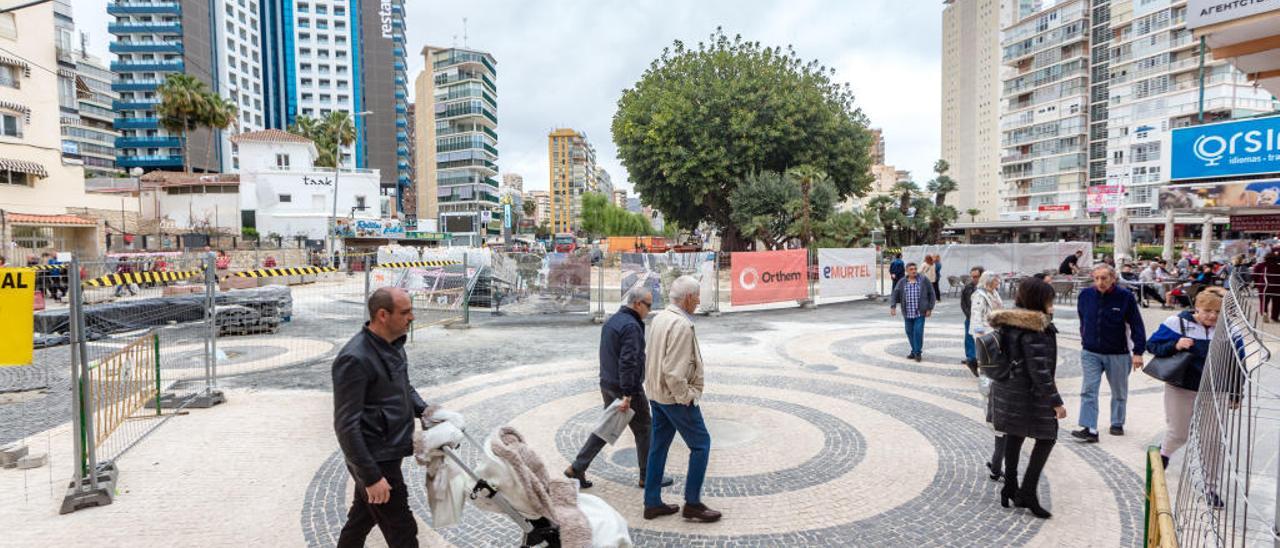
[1003, 435, 1056, 498]
[1265, 294, 1280, 321]
[337, 459, 418, 548]
[571, 386, 651, 480]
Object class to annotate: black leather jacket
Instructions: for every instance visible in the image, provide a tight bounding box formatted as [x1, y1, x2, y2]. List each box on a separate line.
[332, 325, 427, 486]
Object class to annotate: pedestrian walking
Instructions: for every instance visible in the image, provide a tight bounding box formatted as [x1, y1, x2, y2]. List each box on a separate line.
[933, 254, 944, 300]
[1253, 247, 1280, 323]
[960, 266, 985, 370]
[990, 278, 1067, 519]
[1073, 264, 1146, 443]
[1147, 288, 1223, 469]
[889, 263, 936, 362]
[642, 275, 721, 523]
[969, 272, 1005, 479]
[889, 253, 905, 292]
[564, 286, 673, 490]
[113, 258, 137, 297]
[332, 287, 428, 548]
[921, 255, 938, 300]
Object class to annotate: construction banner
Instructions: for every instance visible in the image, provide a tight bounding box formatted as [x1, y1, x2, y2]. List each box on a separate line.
[817, 248, 877, 299]
[730, 249, 808, 306]
[0, 267, 35, 366]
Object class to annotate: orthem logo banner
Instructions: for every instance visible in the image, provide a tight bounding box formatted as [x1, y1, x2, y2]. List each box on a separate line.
[0, 268, 35, 366]
[817, 248, 877, 299]
[730, 249, 808, 306]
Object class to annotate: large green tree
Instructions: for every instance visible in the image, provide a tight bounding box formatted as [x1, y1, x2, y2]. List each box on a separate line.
[580, 192, 653, 238]
[612, 29, 874, 250]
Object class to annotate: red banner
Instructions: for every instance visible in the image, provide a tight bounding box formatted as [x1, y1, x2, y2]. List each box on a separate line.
[730, 249, 809, 306]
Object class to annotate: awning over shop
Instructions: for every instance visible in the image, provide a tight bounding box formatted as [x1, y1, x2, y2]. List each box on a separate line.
[0, 158, 48, 178]
[4, 212, 96, 227]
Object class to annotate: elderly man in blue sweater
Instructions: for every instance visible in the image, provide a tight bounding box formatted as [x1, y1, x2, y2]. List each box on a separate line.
[1073, 264, 1147, 443]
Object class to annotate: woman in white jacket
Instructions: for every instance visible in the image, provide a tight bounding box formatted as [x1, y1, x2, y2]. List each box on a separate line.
[969, 272, 1005, 481]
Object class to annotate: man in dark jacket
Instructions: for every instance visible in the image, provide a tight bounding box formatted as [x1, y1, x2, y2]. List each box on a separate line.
[565, 286, 672, 489]
[1073, 264, 1146, 443]
[333, 287, 427, 548]
[889, 254, 905, 292]
[960, 266, 984, 370]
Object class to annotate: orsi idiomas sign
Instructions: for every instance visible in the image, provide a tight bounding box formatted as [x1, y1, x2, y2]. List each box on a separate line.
[817, 248, 877, 299]
[1171, 116, 1280, 180]
[730, 249, 808, 306]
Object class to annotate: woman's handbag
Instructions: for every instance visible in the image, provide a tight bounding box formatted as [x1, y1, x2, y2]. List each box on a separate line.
[1143, 317, 1195, 384]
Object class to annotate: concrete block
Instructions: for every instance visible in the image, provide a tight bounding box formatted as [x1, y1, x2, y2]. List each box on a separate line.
[16, 453, 47, 469]
[0, 443, 28, 467]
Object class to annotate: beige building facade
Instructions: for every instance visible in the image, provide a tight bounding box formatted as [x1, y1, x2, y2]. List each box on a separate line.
[941, 0, 1007, 221]
[547, 128, 597, 234]
[0, 2, 136, 261]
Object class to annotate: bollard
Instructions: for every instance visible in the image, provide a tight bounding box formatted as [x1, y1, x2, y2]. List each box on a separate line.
[363, 262, 372, 322]
[710, 251, 722, 316]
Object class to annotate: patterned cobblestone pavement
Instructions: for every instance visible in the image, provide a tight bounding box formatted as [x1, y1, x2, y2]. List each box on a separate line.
[2, 298, 1164, 547]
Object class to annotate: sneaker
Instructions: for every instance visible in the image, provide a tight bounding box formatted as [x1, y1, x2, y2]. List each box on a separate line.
[1109, 426, 1124, 436]
[1071, 428, 1099, 443]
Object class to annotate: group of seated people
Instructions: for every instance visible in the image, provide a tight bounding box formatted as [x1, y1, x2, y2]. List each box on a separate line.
[1118, 256, 1235, 308]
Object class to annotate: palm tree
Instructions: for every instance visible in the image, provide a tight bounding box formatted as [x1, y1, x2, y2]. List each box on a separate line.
[320, 111, 357, 168]
[890, 181, 918, 216]
[926, 159, 958, 208]
[203, 94, 239, 173]
[966, 208, 981, 223]
[156, 74, 211, 173]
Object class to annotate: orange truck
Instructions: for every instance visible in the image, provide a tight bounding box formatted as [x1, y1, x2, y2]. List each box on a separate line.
[603, 236, 669, 253]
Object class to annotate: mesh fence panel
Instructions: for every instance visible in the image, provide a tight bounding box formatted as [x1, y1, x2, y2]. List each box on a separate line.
[1171, 272, 1279, 546]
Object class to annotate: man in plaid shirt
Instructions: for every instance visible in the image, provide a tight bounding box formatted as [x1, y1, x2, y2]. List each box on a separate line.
[889, 263, 936, 362]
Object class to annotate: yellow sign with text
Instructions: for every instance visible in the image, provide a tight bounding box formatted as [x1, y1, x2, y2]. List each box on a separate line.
[0, 268, 35, 366]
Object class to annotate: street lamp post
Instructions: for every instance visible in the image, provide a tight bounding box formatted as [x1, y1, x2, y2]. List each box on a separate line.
[328, 111, 372, 263]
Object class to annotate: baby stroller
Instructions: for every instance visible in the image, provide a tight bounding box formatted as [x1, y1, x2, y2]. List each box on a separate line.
[416, 413, 632, 548]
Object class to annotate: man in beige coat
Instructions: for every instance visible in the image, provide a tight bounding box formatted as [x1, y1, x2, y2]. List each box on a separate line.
[641, 275, 721, 523]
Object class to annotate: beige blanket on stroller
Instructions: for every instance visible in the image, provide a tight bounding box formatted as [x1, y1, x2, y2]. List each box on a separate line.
[475, 427, 594, 547]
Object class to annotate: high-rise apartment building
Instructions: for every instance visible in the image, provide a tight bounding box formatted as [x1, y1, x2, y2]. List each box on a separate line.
[1102, 1, 1277, 217]
[413, 46, 499, 243]
[998, 0, 1092, 220]
[502, 173, 523, 193]
[108, 0, 409, 181]
[868, 128, 885, 165]
[66, 52, 122, 177]
[595, 167, 613, 199]
[524, 190, 550, 228]
[547, 128, 597, 234]
[941, 0, 1007, 221]
[612, 189, 628, 208]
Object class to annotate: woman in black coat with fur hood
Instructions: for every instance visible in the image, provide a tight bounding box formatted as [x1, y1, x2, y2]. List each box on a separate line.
[988, 278, 1067, 519]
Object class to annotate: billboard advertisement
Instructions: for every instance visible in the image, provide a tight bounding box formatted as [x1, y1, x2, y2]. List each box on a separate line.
[1187, 0, 1280, 29]
[1170, 116, 1280, 180]
[1158, 179, 1280, 210]
[817, 248, 877, 299]
[730, 249, 808, 306]
[1087, 185, 1125, 213]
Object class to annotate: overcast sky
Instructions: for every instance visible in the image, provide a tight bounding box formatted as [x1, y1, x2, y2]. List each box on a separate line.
[74, 0, 941, 193]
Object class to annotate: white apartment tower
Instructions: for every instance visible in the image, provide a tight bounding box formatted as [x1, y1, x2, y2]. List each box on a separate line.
[1103, 0, 1278, 217]
[941, 0, 1009, 222]
[285, 0, 357, 167]
[998, 0, 1092, 220]
[217, 0, 266, 172]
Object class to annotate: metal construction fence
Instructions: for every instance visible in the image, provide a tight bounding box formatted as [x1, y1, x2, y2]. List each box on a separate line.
[1169, 271, 1278, 546]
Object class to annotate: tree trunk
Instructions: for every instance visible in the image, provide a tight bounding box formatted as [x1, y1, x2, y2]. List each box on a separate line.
[181, 126, 191, 174]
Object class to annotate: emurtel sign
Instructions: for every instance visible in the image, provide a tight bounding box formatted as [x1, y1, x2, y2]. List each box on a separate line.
[1171, 116, 1280, 180]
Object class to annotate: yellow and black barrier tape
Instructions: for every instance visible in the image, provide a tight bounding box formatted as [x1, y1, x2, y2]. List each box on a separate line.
[232, 266, 337, 278]
[377, 261, 461, 268]
[83, 270, 201, 287]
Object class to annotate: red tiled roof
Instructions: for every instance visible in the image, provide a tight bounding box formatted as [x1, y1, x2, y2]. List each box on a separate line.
[5, 213, 96, 226]
[139, 172, 240, 187]
[229, 128, 314, 145]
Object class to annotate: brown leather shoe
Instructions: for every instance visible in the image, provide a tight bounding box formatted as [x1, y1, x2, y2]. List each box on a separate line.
[643, 503, 679, 520]
[682, 502, 722, 522]
[563, 467, 592, 489]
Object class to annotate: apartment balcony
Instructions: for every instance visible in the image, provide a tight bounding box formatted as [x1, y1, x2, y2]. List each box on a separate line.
[111, 60, 184, 72]
[113, 117, 161, 130]
[108, 22, 181, 35]
[116, 136, 180, 148]
[107, 1, 179, 15]
[109, 41, 183, 54]
[398, 174, 412, 185]
[117, 154, 183, 168]
[113, 99, 162, 111]
[111, 79, 162, 92]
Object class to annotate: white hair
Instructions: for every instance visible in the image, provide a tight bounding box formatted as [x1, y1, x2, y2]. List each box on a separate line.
[1091, 263, 1116, 277]
[623, 285, 653, 306]
[978, 271, 1001, 290]
[668, 275, 701, 303]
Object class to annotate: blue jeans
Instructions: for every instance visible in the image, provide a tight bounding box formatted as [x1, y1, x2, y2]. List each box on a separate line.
[1078, 350, 1132, 430]
[963, 317, 976, 362]
[645, 401, 711, 507]
[903, 316, 926, 355]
